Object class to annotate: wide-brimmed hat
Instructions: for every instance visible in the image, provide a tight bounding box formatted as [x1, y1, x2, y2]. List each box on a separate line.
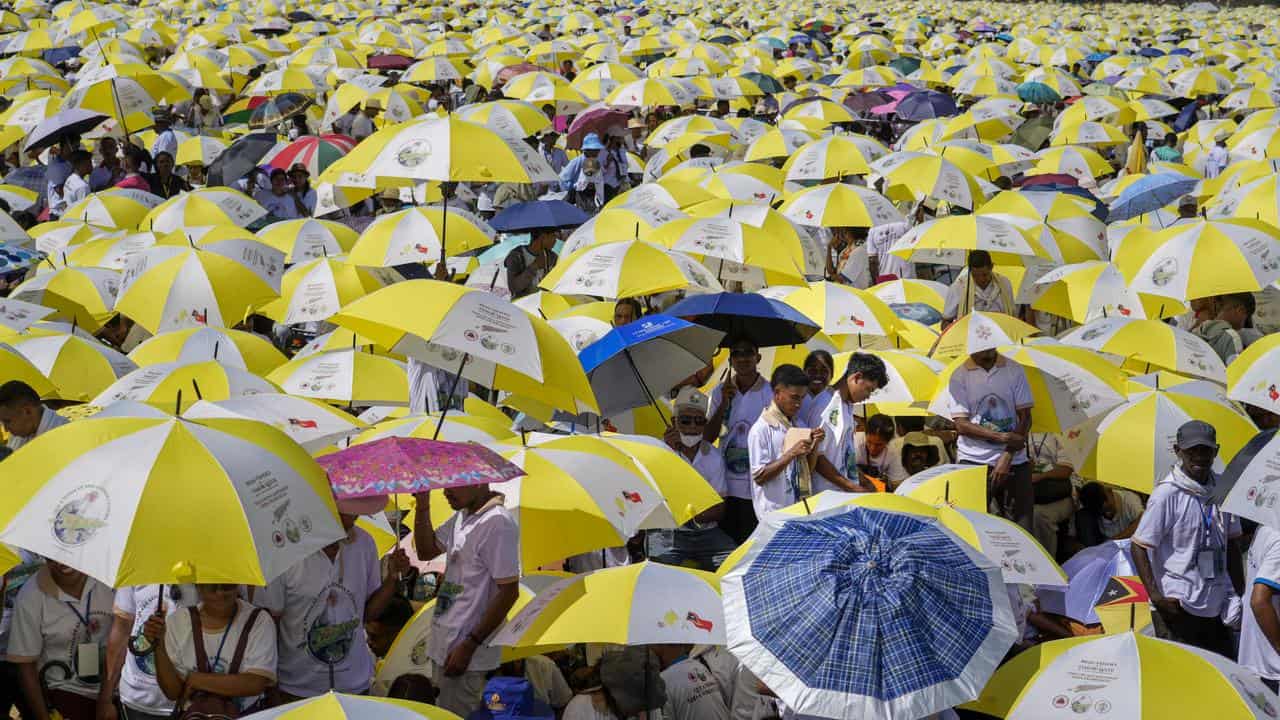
[581, 132, 605, 151]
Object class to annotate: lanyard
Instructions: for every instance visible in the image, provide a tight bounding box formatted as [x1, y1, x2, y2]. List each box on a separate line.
[1200, 499, 1222, 550]
[64, 589, 93, 629]
[209, 604, 239, 671]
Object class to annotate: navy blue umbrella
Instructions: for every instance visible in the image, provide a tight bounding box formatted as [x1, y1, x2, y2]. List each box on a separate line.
[488, 200, 590, 232]
[895, 90, 959, 121]
[663, 292, 820, 348]
[578, 314, 724, 419]
[1107, 173, 1200, 222]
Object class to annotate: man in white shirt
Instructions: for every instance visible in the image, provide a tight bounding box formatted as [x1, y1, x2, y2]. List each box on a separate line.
[149, 110, 178, 161]
[412, 482, 519, 717]
[748, 365, 825, 517]
[943, 250, 1016, 324]
[1028, 433, 1078, 558]
[98, 585, 198, 720]
[62, 151, 92, 211]
[654, 644, 730, 720]
[254, 169, 303, 219]
[1241, 525, 1280, 690]
[705, 338, 774, 543]
[814, 352, 889, 493]
[1205, 139, 1230, 179]
[1132, 421, 1243, 657]
[948, 348, 1035, 529]
[260, 508, 409, 701]
[351, 101, 380, 141]
[0, 380, 68, 451]
[651, 388, 736, 571]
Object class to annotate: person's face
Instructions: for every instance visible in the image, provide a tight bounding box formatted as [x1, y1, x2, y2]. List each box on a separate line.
[613, 302, 637, 327]
[903, 446, 930, 474]
[442, 484, 486, 510]
[100, 138, 117, 161]
[1222, 303, 1246, 327]
[1177, 444, 1217, 482]
[271, 173, 287, 193]
[156, 154, 173, 175]
[290, 170, 309, 188]
[728, 342, 760, 377]
[971, 265, 993, 288]
[46, 560, 85, 583]
[339, 512, 358, 532]
[197, 584, 239, 614]
[865, 432, 889, 458]
[0, 401, 41, 438]
[804, 359, 831, 394]
[674, 410, 707, 436]
[970, 349, 998, 370]
[773, 384, 806, 418]
[844, 372, 881, 404]
[365, 620, 397, 658]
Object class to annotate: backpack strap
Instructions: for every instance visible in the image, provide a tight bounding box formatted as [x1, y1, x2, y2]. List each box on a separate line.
[188, 607, 210, 674]
[226, 608, 265, 675]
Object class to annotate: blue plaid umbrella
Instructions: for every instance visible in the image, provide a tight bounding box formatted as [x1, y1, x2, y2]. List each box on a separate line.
[722, 505, 1017, 720]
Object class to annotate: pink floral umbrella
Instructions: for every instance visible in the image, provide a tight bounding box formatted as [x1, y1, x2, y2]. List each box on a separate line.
[319, 437, 524, 499]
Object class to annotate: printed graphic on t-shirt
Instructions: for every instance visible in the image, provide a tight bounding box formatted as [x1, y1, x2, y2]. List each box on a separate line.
[972, 392, 1015, 433]
[300, 584, 361, 665]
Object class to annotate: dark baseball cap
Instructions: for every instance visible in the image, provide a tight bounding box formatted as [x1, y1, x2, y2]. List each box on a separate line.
[1176, 420, 1218, 450]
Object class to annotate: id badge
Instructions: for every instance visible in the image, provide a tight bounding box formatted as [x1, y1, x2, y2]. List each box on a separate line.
[76, 643, 101, 683]
[1198, 549, 1218, 579]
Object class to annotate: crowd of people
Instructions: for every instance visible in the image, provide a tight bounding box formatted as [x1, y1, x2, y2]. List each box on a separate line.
[2, 0, 1280, 719]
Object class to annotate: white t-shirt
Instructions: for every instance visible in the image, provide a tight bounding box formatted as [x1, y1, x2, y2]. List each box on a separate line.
[1241, 526, 1280, 679]
[748, 412, 808, 517]
[114, 585, 199, 713]
[5, 569, 115, 699]
[260, 529, 382, 695]
[351, 114, 375, 141]
[254, 189, 302, 219]
[663, 657, 731, 720]
[943, 270, 1015, 320]
[709, 375, 773, 500]
[164, 599, 277, 710]
[1132, 467, 1242, 618]
[947, 355, 1033, 466]
[1098, 488, 1144, 539]
[427, 499, 519, 672]
[563, 692, 616, 720]
[798, 388, 833, 431]
[63, 172, 90, 208]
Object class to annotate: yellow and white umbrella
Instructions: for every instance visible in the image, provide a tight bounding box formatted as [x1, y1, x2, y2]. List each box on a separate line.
[183, 394, 367, 452]
[128, 327, 287, 375]
[0, 412, 342, 586]
[932, 311, 1040, 358]
[113, 246, 281, 334]
[8, 332, 136, 402]
[261, 258, 401, 325]
[453, 99, 552, 140]
[1114, 218, 1280, 301]
[540, 240, 723, 299]
[348, 206, 495, 266]
[1060, 316, 1228, 383]
[352, 411, 515, 445]
[777, 183, 905, 228]
[267, 348, 409, 406]
[140, 187, 268, 232]
[1032, 261, 1168, 323]
[175, 135, 230, 166]
[62, 188, 164, 229]
[782, 134, 889, 183]
[256, 218, 359, 262]
[91, 360, 278, 408]
[761, 281, 903, 339]
[871, 151, 986, 209]
[649, 215, 806, 281]
[0, 341, 57, 398]
[9, 266, 120, 331]
[1227, 334, 1280, 410]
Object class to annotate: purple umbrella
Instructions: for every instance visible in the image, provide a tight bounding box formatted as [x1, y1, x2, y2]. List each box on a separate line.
[844, 90, 895, 113]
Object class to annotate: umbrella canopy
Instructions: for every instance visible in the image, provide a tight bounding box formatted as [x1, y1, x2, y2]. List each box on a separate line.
[317, 437, 524, 498]
[488, 200, 590, 232]
[207, 132, 279, 186]
[664, 291, 820, 348]
[723, 503, 1017, 720]
[23, 107, 108, 152]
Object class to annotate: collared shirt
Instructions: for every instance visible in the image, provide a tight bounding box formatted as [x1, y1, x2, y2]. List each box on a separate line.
[5, 567, 115, 698]
[6, 406, 69, 450]
[62, 172, 90, 209]
[709, 375, 773, 500]
[1132, 466, 1242, 618]
[260, 528, 381, 695]
[747, 412, 809, 517]
[948, 355, 1033, 466]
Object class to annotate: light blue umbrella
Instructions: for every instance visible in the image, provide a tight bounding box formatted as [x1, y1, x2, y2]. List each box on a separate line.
[1036, 539, 1135, 624]
[722, 504, 1018, 720]
[1107, 172, 1199, 222]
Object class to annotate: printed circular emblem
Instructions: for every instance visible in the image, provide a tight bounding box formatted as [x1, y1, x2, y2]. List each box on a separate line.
[51, 485, 111, 547]
[1150, 257, 1179, 287]
[395, 139, 433, 168]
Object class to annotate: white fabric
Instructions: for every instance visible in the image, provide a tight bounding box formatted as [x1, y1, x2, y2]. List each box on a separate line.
[525, 653, 574, 708]
[689, 441, 728, 498]
[63, 172, 90, 208]
[255, 189, 302, 219]
[563, 692, 616, 720]
[747, 411, 808, 517]
[866, 222, 916, 280]
[114, 584, 198, 713]
[1131, 467, 1242, 618]
[151, 129, 178, 160]
[5, 570, 115, 699]
[164, 599, 277, 710]
[662, 657, 731, 720]
[948, 356, 1033, 466]
[1241, 525, 1280, 680]
[1098, 488, 1144, 539]
[6, 405, 68, 450]
[943, 270, 1015, 319]
[853, 431, 896, 481]
[351, 113, 375, 141]
[1205, 145, 1230, 178]
[815, 393, 857, 492]
[427, 501, 519, 672]
[709, 376, 772, 499]
[260, 529, 381, 695]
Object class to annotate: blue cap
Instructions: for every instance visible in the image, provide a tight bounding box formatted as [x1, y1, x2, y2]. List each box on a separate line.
[466, 678, 555, 720]
[581, 133, 605, 151]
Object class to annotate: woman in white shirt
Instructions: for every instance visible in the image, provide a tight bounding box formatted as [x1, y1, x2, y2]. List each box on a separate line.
[145, 584, 276, 714]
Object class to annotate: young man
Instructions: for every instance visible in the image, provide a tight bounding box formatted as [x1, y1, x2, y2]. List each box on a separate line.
[815, 353, 889, 493]
[260, 508, 409, 702]
[1131, 421, 1243, 657]
[503, 228, 559, 299]
[1241, 523, 1280, 691]
[0, 380, 67, 451]
[651, 388, 735, 572]
[942, 250, 1016, 324]
[412, 483, 519, 717]
[748, 364, 826, 517]
[948, 347, 1035, 529]
[853, 414, 898, 489]
[705, 338, 774, 543]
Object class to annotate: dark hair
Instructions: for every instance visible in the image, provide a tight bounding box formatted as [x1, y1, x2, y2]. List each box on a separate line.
[373, 594, 414, 630]
[866, 413, 895, 439]
[269, 168, 287, 180]
[841, 352, 889, 389]
[895, 416, 925, 433]
[803, 349, 833, 374]
[1078, 482, 1106, 513]
[770, 363, 809, 390]
[153, 151, 174, 165]
[1221, 292, 1255, 316]
[387, 674, 437, 703]
[614, 297, 643, 320]
[726, 336, 758, 353]
[968, 250, 993, 270]
[69, 149, 92, 167]
[0, 380, 40, 408]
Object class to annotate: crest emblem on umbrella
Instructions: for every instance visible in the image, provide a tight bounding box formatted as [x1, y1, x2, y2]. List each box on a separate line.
[50, 485, 111, 547]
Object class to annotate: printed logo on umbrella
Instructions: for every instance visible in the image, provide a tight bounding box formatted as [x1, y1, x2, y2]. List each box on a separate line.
[657, 609, 714, 632]
[50, 485, 111, 547]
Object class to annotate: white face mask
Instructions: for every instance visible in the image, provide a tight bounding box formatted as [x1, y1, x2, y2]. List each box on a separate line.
[680, 434, 702, 448]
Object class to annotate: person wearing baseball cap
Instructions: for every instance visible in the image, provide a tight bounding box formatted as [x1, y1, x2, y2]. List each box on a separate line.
[1131, 420, 1243, 657]
[648, 387, 736, 571]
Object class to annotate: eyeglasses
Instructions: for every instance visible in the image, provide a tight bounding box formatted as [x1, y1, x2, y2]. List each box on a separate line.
[676, 415, 707, 425]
